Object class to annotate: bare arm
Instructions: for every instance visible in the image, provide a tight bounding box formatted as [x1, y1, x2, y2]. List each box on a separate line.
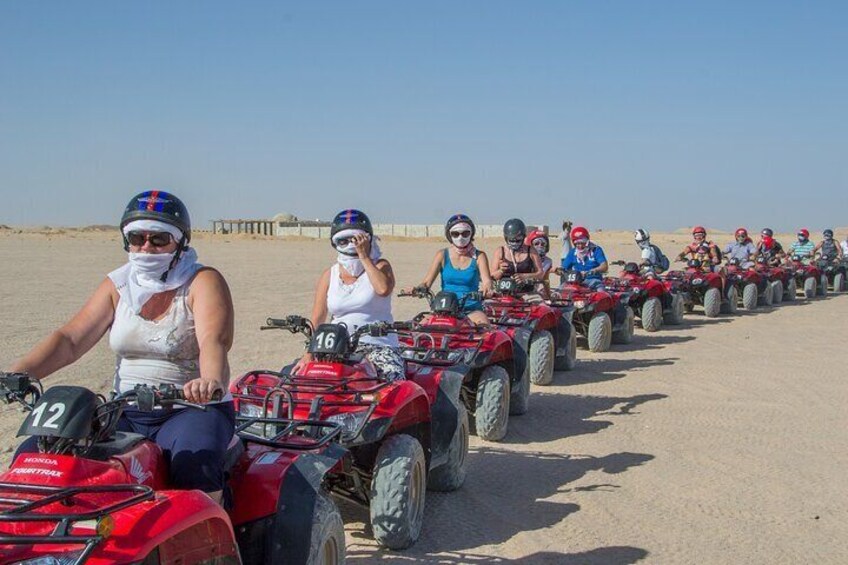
[415, 250, 445, 290]
[185, 268, 234, 403]
[294, 268, 331, 374]
[490, 247, 506, 280]
[476, 251, 494, 294]
[7, 278, 116, 379]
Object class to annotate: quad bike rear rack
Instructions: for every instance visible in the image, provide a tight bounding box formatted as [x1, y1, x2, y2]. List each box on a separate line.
[483, 302, 536, 327]
[395, 328, 484, 366]
[0, 483, 153, 564]
[232, 370, 389, 444]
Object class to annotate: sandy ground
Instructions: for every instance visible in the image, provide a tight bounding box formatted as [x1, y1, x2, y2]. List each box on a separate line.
[1, 229, 847, 564]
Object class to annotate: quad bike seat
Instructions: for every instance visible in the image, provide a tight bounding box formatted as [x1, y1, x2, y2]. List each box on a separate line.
[86, 431, 147, 460]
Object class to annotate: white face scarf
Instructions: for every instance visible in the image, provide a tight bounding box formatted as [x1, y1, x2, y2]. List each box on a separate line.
[333, 229, 382, 277]
[449, 222, 475, 256]
[108, 220, 201, 314]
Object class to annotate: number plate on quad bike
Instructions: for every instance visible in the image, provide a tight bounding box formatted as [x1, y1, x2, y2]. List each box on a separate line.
[495, 278, 517, 294]
[308, 324, 351, 356]
[19, 386, 99, 440]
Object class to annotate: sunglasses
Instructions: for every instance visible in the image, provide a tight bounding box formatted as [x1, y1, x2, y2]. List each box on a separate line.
[450, 230, 472, 238]
[127, 231, 174, 247]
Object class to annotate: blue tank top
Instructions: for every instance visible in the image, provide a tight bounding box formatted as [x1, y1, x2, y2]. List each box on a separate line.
[440, 249, 482, 311]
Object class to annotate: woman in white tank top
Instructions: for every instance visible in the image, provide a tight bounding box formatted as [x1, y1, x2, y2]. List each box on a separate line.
[7, 191, 235, 501]
[293, 209, 405, 381]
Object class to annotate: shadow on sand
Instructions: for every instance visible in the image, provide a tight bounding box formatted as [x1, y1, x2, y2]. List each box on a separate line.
[555, 355, 678, 386]
[342, 448, 653, 561]
[346, 546, 648, 564]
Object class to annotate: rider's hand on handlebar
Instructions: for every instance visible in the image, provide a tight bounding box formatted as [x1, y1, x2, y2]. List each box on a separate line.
[183, 378, 224, 404]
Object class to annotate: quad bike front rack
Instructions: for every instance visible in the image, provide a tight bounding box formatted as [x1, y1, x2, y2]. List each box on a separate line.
[0, 483, 154, 564]
[395, 327, 484, 366]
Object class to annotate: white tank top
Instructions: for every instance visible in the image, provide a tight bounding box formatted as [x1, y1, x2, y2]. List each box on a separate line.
[110, 283, 201, 394]
[327, 264, 398, 347]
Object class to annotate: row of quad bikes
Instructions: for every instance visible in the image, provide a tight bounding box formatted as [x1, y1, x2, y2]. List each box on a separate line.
[1, 256, 844, 564]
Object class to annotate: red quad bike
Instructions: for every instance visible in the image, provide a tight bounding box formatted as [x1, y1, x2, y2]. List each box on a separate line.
[785, 255, 825, 299]
[0, 374, 347, 565]
[662, 259, 735, 318]
[233, 316, 469, 550]
[605, 261, 686, 332]
[481, 278, 578, 386]
[816, 254, 846, 293]
[724, 258, 766, 310]
[753, 256, 793, 305]
[549, 270, 635, 353]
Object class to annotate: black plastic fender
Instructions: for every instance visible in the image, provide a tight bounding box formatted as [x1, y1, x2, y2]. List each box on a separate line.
[612, 299, 628, 328]
[509, 326, 532, 386]
[428, 365, 469, 471]
[554, 312, 574, 359]
[263, 444, 347, 565]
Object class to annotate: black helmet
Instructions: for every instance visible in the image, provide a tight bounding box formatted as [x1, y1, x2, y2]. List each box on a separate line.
[503, 218, 527, 242]
[761, 227, 774, 237]
[445, 214, 476, 243]
[330, 209, 373, 239]
[120, 190, 191, 250]
[824, 229, 834, 239]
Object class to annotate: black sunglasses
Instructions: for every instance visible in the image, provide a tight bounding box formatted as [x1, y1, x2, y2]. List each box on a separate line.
[450, 230, 472, 238]
[127, 231, 174, 247]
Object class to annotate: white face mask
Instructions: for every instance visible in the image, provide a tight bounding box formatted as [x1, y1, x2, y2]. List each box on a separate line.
[507, 240, 523, 251]
[128, 251, 176, 283]
[452, 235, 471, 248]
[338, 254, 364, 276]
[335, 241, 359, 257]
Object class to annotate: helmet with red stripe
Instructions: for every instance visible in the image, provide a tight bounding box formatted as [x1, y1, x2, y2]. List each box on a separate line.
[735, 227, 748, 238]
[797, 228, 810, 239]
[120, 190, 191, 250]
[330, 209, 373, 238]
[692, 226, 707, 236]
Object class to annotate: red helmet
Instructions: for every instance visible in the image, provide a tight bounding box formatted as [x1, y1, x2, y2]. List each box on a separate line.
[797, 228, 810, 238]
[735, 228, 748, 238]
[525, 229, 549, 253]
[762, 235, 775, 249]
[570, 226, 590, 243]
[692, 226, 707, 236]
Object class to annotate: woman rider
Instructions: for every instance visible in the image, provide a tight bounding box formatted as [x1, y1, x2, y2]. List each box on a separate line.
[525, 229, 553, 294]
[7, 191, 235, 503]
[815, 229, 843, 261]
[490, 218, 544, 282]
[293, 209, 405, 381]
[406, 214, 494, 325]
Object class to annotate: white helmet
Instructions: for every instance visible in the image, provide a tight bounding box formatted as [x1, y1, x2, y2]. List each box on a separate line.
[634, 229, 650, 243]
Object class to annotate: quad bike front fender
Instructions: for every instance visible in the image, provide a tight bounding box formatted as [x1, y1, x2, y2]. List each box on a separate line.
[232, 443, 347, 565]
[427, 365, 468, 471]
[554, 314, 574, 359]
[506, 326, 532, 387]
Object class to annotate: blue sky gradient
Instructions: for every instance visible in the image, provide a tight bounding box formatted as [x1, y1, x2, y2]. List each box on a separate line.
[1, 1, 845, 231]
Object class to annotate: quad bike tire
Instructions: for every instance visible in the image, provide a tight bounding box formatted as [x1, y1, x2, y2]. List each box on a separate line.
[612, 306, 635, 344]
[370, 434, 427, 550]
[784, 277, 797, 301]
[703, 287, 722, 318]
[664, 293, 686, 325]
[758, 282, 774, 306]
[742, 283, 758, 310]
[721, 286, 739, 314]
[427, 406, 469, 492]
[587, 312, 612, 352]
[306, 491, 346, 565]
[554, 325, 577, 371]
[834, 272, 845, 293]
[527, 329, 555, 387]
[771, 280, 784, 305]
[474, 365, 510, 441]
[818, 274, 828, 297]
[641, 297, 663, 332]
[803, 276, 816, 299]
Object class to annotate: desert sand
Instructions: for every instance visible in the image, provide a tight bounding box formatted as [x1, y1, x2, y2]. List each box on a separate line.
[1, 229, 846, 564]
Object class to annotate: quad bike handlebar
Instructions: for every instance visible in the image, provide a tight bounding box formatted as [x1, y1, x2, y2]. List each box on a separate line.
[0, 372, 42, 410]
[398, 287, 484, 313]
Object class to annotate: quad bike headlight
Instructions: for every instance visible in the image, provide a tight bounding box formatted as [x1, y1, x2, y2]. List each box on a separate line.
[692, 278, 704, 285]
[13, 553, 85, 565]
[573, 300, 586, 309]
[327, 411, 369, 437]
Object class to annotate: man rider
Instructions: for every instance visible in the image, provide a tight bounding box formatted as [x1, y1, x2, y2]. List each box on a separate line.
[755, 228, 785, 265]
[724, 228, 757, 268]
[814, 229, 843, 261]
[676, 226, 720, 269]
[560, 226, 609, 289]
[634, 228, 669, 274]
[787, 228, 816, 262]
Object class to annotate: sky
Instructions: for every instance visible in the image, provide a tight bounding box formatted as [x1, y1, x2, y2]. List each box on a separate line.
[1, 1, 846, 232]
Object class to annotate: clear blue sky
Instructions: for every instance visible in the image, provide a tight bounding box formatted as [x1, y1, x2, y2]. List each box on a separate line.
[1, 1, 845, 232]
